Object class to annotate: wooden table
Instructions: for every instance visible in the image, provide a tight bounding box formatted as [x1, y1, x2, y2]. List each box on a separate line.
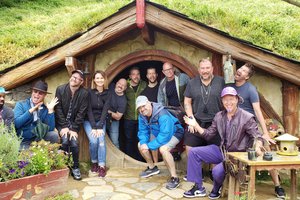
[227, 152, 300, 200]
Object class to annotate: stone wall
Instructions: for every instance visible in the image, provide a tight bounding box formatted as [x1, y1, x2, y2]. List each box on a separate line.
[250, 71, 283, 118]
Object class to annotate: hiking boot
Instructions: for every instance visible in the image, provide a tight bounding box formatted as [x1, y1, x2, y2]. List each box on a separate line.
[140, 166, 160, 178]
[98, 166, 106, 177]
[71, 168, 82, 181]
[208, 191, 221, 199]
[275, 186, 285, 199]
[91, 163, 98, 173]
[166, 177, 180, 190]
[183, 184, 206, 198]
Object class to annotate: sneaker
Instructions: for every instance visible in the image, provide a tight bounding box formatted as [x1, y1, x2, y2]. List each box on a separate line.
[275, 186, 285, 198]
[98, 166, 106, 177]
[208, 192, 221, 199]
[166, 177, 180, 190]
[91, 163, 98, 173]
[140, 166, 160, 178]
[71, 168, 82, 181]
[183, 175, 187, 181]
[183, 184, 206, 198]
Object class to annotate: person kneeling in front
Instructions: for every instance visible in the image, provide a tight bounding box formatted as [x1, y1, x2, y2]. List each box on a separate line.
[136, 96, 184, 190]
[183, 87, 264, 199]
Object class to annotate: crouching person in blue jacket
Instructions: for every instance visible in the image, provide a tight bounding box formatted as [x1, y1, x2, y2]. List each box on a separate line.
[136, 95, 184, 190]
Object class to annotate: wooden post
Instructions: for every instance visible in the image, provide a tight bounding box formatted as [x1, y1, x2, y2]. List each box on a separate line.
[78, 54, 96, 163]
[141, 24, 154, 45]
[136, 0, 145, 29]
[65, 56, 78, 76]
[282, 81, 299, 137]
[212, 52, 223, 76]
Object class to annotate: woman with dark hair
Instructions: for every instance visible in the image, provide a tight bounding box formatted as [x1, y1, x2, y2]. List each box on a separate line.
[84, 70, 111, 177]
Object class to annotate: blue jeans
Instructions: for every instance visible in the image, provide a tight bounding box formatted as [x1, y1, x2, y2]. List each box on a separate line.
[20, 130, 59, 150]
[83, 121, 106, 166]
[109, 120, 120, 149]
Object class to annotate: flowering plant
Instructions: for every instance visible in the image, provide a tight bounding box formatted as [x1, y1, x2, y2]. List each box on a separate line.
[0, 124, 69, 182]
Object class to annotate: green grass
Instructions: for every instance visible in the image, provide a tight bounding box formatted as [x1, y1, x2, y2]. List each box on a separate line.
[0, 0, 299, 71]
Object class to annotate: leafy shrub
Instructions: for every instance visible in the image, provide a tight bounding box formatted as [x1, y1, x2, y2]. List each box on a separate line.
[0, 124, 21, 165]
[0, 124, 22, 181]
[0, 126, 70, 182]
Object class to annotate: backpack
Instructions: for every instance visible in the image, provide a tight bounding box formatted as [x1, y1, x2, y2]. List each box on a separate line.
[164, 106, 186, 125]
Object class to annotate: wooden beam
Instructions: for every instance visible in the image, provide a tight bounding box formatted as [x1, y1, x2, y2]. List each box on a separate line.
[145, 4, 300, 86]
[65, 56, 78, 76]
[282, 81, 299, 136]
[0, 5, 137, 90]
[141, 24, 155, 45]
[259, 92, 283, 124]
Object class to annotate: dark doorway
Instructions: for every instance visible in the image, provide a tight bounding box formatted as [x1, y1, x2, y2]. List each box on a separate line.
[108, 60, 163, 157]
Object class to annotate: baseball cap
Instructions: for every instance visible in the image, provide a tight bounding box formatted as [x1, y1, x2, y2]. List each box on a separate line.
[0, 87, 6, 94]
[71, 70, 84, 79]
[221, 86, 244, 103]
[136, 95, 149, 110]
[221, 87, 238, 98]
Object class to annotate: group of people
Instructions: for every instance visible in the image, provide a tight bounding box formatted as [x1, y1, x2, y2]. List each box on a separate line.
[134, 59, 285, 199]
[0, 59, 285, 199]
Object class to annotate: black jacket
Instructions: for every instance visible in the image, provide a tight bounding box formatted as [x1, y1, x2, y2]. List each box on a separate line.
[86, 88, 111, 129]
[55, 83, 88, 132]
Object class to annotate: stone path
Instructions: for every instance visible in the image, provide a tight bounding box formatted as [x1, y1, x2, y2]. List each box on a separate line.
[66, 168, 295, 200]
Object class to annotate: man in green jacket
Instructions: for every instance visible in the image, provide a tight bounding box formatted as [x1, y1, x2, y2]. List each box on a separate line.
[124, 67, 147, 160]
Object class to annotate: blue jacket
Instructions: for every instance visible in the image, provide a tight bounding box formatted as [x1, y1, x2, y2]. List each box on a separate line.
[14, 98, 55, 142]
[138, 102, 184, 150]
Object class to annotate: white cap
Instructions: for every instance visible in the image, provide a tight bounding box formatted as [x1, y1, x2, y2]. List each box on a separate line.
[136, 96, 149, 110]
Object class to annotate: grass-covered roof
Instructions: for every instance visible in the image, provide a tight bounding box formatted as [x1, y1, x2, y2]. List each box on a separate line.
[0, 0, 299, 71]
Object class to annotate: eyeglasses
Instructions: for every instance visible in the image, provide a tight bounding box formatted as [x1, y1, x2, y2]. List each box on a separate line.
[163, 68, 173, 72]
[71, 76, 83, 82]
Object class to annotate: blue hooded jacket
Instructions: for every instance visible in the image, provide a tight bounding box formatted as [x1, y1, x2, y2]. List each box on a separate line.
[14, 98, 55, 142]
[137, 102, 184, 150]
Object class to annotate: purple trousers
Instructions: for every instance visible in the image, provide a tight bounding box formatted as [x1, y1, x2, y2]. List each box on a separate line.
[187, 144, 225, 193]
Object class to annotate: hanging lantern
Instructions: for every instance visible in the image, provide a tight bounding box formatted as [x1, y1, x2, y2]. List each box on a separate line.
[274, 133, 299, 156]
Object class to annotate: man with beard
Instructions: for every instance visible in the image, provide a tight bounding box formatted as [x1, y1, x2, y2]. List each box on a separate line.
[107, 78, 127, 149]
[183, 58, 224, 181]
[14, 80, 59, 149]
[141, 67, 159, 102]
[184, 58, 224, 158]
[141, 67, 160, 163]
[55, 70, 88, 180]
[0, 87, 13, 128]
[124, 67, 147, 160]
[233, 63, 285, 198]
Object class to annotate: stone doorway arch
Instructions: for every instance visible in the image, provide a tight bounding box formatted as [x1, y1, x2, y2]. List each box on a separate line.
[105, 50, 198, 169]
